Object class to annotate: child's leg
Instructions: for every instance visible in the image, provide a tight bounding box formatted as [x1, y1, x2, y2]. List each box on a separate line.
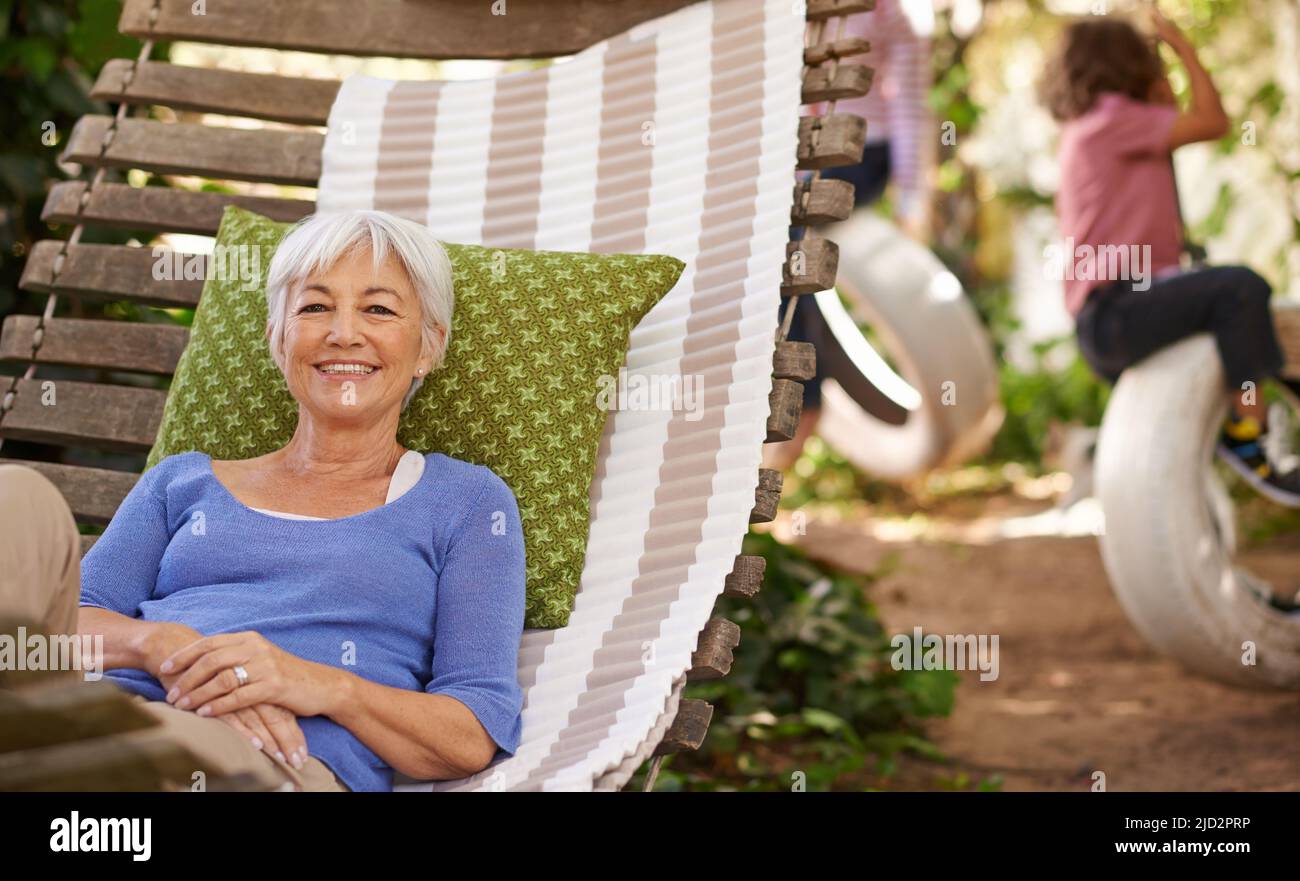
[1087, 264, 1281, 407]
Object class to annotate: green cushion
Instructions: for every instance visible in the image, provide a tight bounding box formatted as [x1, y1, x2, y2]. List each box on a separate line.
[147, 205, 684, 629]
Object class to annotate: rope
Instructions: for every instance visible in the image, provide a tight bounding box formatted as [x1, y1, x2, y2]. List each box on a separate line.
[0, 0, 161, 455]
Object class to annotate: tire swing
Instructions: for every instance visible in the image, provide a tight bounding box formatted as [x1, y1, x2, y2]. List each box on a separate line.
[1095, 332, 1300, 688]
[811, 210, 1004, 481]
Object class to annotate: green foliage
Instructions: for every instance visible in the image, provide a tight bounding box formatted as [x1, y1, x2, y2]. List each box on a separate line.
[0, 0, 158, 317]
[639, 531, 959, 791]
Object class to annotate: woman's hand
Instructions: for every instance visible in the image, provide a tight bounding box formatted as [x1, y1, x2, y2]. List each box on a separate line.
[214, 703, 310, 769]
[159, 630, 340, 719]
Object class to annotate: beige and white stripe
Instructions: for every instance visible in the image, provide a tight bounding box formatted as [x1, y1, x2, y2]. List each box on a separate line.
[317, 0, 802, 791]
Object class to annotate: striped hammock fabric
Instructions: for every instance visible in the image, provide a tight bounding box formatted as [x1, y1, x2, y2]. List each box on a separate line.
[316, 0, 803, 791]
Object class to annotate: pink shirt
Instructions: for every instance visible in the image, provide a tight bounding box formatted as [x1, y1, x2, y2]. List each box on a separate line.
[803, 0, 932, 221]
[1056, 92, 1183, 316]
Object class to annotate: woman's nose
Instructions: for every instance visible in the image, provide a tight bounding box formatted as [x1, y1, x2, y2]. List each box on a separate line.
[325, 307, 362, 343]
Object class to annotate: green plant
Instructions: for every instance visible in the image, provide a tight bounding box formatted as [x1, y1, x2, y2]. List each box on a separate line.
[637, 531, 958, 791]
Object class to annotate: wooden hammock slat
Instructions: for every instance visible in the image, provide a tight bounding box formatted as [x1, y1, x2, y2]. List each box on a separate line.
[804, 36, 871, 65]
[686, 617, 742, 681]
[806, 0, 877, 20]
[119, 0, 700, 60]
[21, 240, 203, 308]
[92, 58, 341, 126]
[802, 63, 874, 104]
[749, 467, 783, 523]
[95, 58, 872, 128]
[723, 554, 765, 599]
[60, 113, 864, 187]
[0, 459, 138, 526]
[0, 679, 158, 754]
[766, 378, 804, 442]
[0, 378, 166, 452]
[782, 238, 839, 297]
[652, 699, 713, 755]
[797, 113, 868, 170]
[773, 340, 816, 382]
[62, 115, 325, 186]
[791, 178, 855, 226]
[0, 729, 211, 792]
[0, 316, 188, 375]
[42, 181, 314, 236]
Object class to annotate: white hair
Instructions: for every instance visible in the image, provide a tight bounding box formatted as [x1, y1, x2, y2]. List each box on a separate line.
[264, 210, 454, 412]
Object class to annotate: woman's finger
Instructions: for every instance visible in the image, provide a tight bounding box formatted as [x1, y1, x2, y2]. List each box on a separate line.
[233, 706, 276, 755]
[165, 644, 248, 707]
[159, 632, 241, 676]
[213, 712, 260, 751]
[256, 705, 308, 768]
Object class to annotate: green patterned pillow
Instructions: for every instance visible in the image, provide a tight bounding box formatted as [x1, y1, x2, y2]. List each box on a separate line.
[147, 205, 684, 629]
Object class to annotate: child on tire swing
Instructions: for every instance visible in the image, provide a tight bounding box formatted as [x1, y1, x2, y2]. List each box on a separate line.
[1040, 5, 1300, 506]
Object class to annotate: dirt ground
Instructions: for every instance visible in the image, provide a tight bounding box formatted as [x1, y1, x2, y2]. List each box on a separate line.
[772, 494, 1300, 792]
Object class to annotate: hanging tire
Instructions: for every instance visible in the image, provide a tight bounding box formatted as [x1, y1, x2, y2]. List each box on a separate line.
[811, 211, 1003, 481]
[1095, 333, 1300, 688]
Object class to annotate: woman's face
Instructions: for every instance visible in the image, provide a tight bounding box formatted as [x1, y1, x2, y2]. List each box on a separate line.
[274, 246, 440, 424]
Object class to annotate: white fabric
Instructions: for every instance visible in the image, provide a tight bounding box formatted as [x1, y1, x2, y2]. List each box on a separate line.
[248, 450, 426, 520]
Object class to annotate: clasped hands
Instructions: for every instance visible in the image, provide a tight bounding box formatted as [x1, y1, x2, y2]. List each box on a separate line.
[144, 623, 339, 771]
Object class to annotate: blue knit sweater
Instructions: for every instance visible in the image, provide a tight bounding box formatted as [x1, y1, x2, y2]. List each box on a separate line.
[79, 450, 526, 792]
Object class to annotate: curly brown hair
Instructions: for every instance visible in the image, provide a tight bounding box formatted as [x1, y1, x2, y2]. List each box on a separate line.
[1039, 17, 1165, 121]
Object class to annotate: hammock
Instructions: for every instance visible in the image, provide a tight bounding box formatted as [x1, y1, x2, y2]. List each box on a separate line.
[0, 0, 872, 791]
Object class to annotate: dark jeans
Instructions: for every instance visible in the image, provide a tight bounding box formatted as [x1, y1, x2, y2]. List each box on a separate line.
[785, 142, 892, 409]
[1075, 264, 1284, 393]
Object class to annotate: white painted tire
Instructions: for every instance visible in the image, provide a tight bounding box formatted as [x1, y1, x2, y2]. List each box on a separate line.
[1095, 333, 1300, 688]
[813, 211, 1003, 481]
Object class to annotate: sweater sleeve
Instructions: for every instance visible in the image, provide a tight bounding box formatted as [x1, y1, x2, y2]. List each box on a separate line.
[425, 467, 526, 757]
[79, 460, 174, 617]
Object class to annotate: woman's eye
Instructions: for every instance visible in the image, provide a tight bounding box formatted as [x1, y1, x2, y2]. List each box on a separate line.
[299, 303, 326, 314]
[368, 305, 396, 315]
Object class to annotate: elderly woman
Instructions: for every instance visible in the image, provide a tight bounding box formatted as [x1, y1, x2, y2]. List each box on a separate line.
[0, 210, 526, 792]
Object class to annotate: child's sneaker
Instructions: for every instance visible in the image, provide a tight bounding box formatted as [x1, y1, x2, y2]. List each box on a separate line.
[1217, 412, 1300, 507]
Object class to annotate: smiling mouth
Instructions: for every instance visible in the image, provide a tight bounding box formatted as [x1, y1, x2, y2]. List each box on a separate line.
[314, 362, 379, 377]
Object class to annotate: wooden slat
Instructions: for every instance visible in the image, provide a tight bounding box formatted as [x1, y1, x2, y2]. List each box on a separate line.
[766, 378, 804, 442]
[802, 64, 873, 104]
[796, 113, 868, 170]
[687, 618, 742, 681]
[791, 177, 855, 226]
[42, 181, 313, 236]
[95, 58, 873, 130]
[0, 459, 138, 526]
[1275, 305, 1300, 379]
[21, 240, 202, 308]
[0, 378, 165, 453]
[120, 0, 698, 59]
[652, 699, 713, 756]
[1, 316, 188, 375]
[0, 680, 157, 754]
[774, 340, 816, 382]
[723, 554, 765, 600]
[782, 238, 839, 297]
[0, 728, 215, 792]
[62, 115, 324, 186]
[64, 113, 862, 188]
[749, 467, 783, 524]
[804, 36, 871, 66]
[93, 59, 341, 126]
[807, 0, 876, 19]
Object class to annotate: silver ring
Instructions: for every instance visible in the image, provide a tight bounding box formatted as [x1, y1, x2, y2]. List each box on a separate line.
[232, 665, 249, 687]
